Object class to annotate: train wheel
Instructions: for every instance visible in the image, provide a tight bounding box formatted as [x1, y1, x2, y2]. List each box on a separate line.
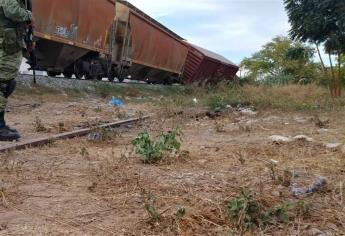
[63, 72, 73, 79]
[74, 63, 84, 79]
[75, 72, 84, 80]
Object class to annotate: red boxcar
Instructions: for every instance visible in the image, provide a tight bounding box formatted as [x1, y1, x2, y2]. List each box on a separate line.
[183, 44, 239, 86]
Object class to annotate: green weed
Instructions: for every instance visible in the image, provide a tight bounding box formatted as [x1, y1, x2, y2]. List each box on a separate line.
[225, 191, 304, 232]
[131, 128, 181, 163]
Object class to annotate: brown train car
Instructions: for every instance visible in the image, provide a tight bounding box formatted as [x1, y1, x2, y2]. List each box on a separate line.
[182, 44, 239, 86]
[31, 0, 116, 78]
[30, 0, 189, 83]
[112, 0, 189, 83]
[30, 0, 238, 85]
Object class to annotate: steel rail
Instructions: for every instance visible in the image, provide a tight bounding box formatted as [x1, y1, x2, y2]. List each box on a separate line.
[0, 116, 149, 154]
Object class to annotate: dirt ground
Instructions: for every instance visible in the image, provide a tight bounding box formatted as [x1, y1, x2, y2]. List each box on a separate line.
[0, 85, 345, 235]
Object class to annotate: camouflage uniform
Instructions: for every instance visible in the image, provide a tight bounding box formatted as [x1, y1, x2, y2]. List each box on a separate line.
[0, 0, 31, 141]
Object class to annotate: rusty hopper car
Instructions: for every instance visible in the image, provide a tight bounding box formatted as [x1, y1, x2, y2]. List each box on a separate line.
[183, 44, 239, 86]
[30, 0, 189, 83]
[114, 0, 189, 83]
[31, 0, 116, 79]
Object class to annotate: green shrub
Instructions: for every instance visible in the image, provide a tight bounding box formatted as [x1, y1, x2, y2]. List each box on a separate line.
[225, 191, 297, 232]
[131, 128, 181, 163]
[206, 94, 227, 111]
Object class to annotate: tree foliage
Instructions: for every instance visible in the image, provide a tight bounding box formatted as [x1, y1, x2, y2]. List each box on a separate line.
[241, 36, 317, 84]
[284, 0, 345, 96]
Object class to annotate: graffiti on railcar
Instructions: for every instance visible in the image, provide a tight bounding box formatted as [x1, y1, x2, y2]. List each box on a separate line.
[55, 24, 78, 39]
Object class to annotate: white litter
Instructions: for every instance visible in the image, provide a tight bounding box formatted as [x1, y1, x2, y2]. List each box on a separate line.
[270, 135, 292, 143]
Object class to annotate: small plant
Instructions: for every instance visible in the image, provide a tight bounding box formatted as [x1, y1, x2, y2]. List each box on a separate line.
[207, 95, 227, 111]
[225, 191, 265, 232]
[144, 204, 161, 221]
[175, 207, 186, 220]
[215, 121, 226, 133]
[80, 147, 90, 160]
[94, 106, 102, 113]
[225, 191, 304, 232]
[58, 122, 67, 133]
[266, 201, 293, 224]
[131, 128, 181, 163]
[33, 116, 47, 132]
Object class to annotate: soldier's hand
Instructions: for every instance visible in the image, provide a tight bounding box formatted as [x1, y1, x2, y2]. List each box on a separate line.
[27, 10, 32, 21]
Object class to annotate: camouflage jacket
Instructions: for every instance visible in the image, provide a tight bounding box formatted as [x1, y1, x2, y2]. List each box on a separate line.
[0, 0, 31, 51]
[0, 0, 31, 33]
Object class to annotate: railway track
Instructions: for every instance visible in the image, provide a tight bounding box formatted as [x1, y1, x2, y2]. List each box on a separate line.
[0, 116, 149, 154]
[18, 74, 180, 89]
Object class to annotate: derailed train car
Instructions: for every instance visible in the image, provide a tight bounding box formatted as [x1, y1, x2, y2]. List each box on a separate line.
[29, 0, 238, 84]
[183, 44, 239, 86]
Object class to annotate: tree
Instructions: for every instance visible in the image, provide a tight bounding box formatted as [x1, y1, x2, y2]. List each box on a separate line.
[241, 36, 316, 84]
[284, 0, 345, 96]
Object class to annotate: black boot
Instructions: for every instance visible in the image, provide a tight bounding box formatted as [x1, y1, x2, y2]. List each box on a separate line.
[0, 111, 17, 132]
[0, 126, 20, 141]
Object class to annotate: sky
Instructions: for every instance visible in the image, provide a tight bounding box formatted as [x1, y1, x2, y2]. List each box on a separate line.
[128, 0, 290, 65]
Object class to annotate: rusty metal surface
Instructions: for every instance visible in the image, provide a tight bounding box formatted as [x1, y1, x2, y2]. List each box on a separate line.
[128, 12, 189, 74]
[0, 117, 149, 154]
[32, 0, 115, 53]
[183, 44, 239, 85]
[117, 0, 184, 41]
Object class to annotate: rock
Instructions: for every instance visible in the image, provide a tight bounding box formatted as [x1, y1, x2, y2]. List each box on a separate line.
[293, 135, 314, 142]
[239, 108, 257, 117]
[292, 176, 327, 197]
[270, 135, 292, 143]
[325, 142, 342, 151]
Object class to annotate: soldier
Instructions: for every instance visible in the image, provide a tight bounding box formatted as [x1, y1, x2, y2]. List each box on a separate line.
[0, 0, 32, 141]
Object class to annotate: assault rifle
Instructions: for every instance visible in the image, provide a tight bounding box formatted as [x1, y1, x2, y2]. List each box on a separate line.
[24, 0, 36, 84]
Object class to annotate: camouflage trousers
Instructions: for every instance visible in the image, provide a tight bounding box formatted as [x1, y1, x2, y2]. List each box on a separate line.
[0, 46, 22, 113]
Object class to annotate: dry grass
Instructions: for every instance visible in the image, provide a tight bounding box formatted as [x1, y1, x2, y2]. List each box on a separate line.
[1, 81, 345, 235]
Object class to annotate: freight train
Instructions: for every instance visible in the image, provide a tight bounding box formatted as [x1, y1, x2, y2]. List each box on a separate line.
[29, 0, 239, 85]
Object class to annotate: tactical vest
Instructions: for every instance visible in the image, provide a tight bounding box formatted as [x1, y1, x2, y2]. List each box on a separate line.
[0, 0, 27, 53]
[0, 0, 24, 31]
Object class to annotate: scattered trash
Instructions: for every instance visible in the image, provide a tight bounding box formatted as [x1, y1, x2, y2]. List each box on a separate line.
[87, 132, 103, 142]
[291, 176, 327, 197]
[192, 98, 198, 104]
[293, 135, 313, 142]
[270, 135, 292, 144]
[325, 142, 342, 151]
[238, 108, 257, 117]
[108, 97, 124, 107]
[270, 135, 314, 144]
